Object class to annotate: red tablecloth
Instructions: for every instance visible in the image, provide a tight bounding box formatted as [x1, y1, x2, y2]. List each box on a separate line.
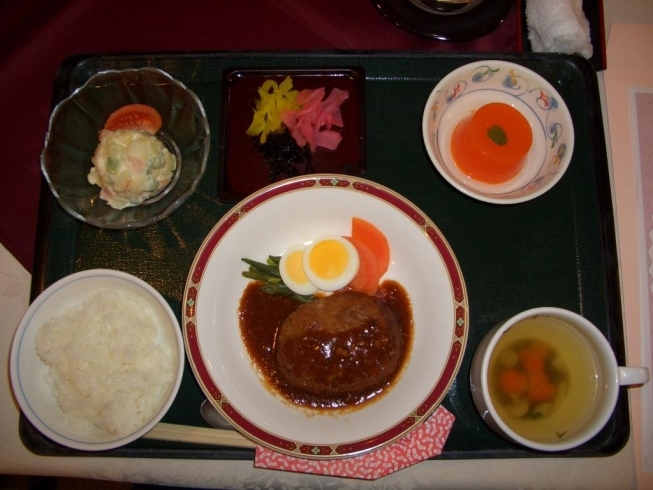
[0, 0, 517, 273]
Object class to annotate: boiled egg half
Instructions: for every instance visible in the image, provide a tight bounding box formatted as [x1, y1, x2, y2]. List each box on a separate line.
[279, 235, 360, 295]
[303, 235, 360, 292]
[278, 244, 318, 296]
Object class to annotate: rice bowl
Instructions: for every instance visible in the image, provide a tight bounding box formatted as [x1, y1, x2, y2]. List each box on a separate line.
[10, 269, 184, 451]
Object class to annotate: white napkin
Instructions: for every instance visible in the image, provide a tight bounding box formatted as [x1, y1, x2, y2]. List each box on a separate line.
[526, 0, 593, 59]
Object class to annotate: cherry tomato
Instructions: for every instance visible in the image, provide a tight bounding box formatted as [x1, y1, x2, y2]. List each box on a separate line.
[104, 104, 163, 134]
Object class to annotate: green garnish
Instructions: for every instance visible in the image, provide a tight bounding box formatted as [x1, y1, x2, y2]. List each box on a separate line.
[523, 412, 544, 420]
[106, 157, 120, 174]
[487, 125, 508, 146]
[242, 256, 314, 303]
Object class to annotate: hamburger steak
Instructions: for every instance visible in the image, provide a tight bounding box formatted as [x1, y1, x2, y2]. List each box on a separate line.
[276, 291, 403, 395]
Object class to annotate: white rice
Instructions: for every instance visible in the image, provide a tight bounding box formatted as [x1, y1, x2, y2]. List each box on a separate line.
[35, 289, 176, 435]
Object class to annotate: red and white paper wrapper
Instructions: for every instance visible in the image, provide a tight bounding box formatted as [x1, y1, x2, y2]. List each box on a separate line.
[254, 406, 455, 480]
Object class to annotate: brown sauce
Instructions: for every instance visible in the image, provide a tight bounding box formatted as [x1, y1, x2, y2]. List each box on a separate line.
[238, 280, 413, 411]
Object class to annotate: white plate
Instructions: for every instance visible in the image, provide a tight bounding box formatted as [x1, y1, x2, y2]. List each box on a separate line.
[9, 269, 184, 451]
[183, 174, 468, 459]
[423, 60, 574, 204]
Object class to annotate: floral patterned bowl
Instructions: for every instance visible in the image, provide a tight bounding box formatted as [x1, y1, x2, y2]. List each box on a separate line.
[422, 60, 574, 205]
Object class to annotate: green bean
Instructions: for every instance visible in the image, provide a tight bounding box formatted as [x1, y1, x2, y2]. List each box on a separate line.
[241, 256, 314, 303]
[242, 270, 278, 282]
[241, 258, 281, 277]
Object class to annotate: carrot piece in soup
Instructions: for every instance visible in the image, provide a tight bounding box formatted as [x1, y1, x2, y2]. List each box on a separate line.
[517, 341, 551, 373]
[351, 217, 390, 276]
[527, 371, 557, 403]
[346, 237, 382, 295]
[499, 368, 529, 397]
[451, 102, 532, 184]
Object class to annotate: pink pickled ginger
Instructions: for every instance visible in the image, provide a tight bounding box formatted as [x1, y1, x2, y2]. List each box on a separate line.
[281, 87, 349, 152]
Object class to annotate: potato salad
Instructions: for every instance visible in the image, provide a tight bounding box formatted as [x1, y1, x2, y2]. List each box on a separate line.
[88, 129, 177, 210]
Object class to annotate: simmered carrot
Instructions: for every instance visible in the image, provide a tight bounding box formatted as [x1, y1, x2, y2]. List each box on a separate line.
[499, 368, 529, 397]
[451, 102, 532, 184]
[346, 236, 382, 295]
[517, 341, 551, 373]
[351, 217, 390, 276]
[527, 371, 557, 403]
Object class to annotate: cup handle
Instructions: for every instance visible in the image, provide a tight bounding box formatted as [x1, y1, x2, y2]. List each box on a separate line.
[618, 367, 650, 386]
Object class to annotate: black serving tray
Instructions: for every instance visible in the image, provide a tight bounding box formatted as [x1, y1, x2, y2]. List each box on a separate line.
[25, 51, 626, 460]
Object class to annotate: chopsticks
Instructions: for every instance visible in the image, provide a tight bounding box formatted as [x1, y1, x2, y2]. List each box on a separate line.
[144, 422, 257, 448]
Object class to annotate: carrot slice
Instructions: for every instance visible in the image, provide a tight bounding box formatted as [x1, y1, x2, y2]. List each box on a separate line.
[527, 371, 557, 404]
[517, 341, 551, 373]
[351, 217, 390, 276]
[499, 368, 529, 397]
[346, 237, 382, 295]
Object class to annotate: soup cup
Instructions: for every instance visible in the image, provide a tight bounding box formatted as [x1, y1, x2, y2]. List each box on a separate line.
[470, 307, 649, 452]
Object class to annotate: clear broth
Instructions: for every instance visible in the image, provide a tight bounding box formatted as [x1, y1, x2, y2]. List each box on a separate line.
[488, 316, 598, 443]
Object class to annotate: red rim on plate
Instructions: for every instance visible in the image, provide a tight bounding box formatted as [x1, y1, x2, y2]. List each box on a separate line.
[183, 174, 468, 459]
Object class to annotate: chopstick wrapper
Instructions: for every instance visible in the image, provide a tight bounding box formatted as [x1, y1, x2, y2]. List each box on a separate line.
[525, 0, 593, 59]
[254, 405, 455, 480]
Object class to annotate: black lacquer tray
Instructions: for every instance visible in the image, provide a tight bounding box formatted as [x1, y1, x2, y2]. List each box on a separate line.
[24, 51, 626, 460]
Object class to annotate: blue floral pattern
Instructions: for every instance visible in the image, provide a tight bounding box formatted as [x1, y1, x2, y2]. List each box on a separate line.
[471, 66, 499, 83]
[502, 69, 522, 90]
[445, 81, 467, 104]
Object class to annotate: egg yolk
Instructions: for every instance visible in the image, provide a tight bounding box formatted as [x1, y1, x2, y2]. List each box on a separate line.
[451, 102, 533, 184]
[285, 249, 310, 285]
[306, 238, 351, 280]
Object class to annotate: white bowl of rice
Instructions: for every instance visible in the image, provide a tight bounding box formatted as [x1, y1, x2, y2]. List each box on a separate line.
[10, 269, 184, 451]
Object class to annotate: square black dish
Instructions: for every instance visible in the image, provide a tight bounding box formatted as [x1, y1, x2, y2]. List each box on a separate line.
[218, 68, 366, 203]
[27, 51, 624, 461]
